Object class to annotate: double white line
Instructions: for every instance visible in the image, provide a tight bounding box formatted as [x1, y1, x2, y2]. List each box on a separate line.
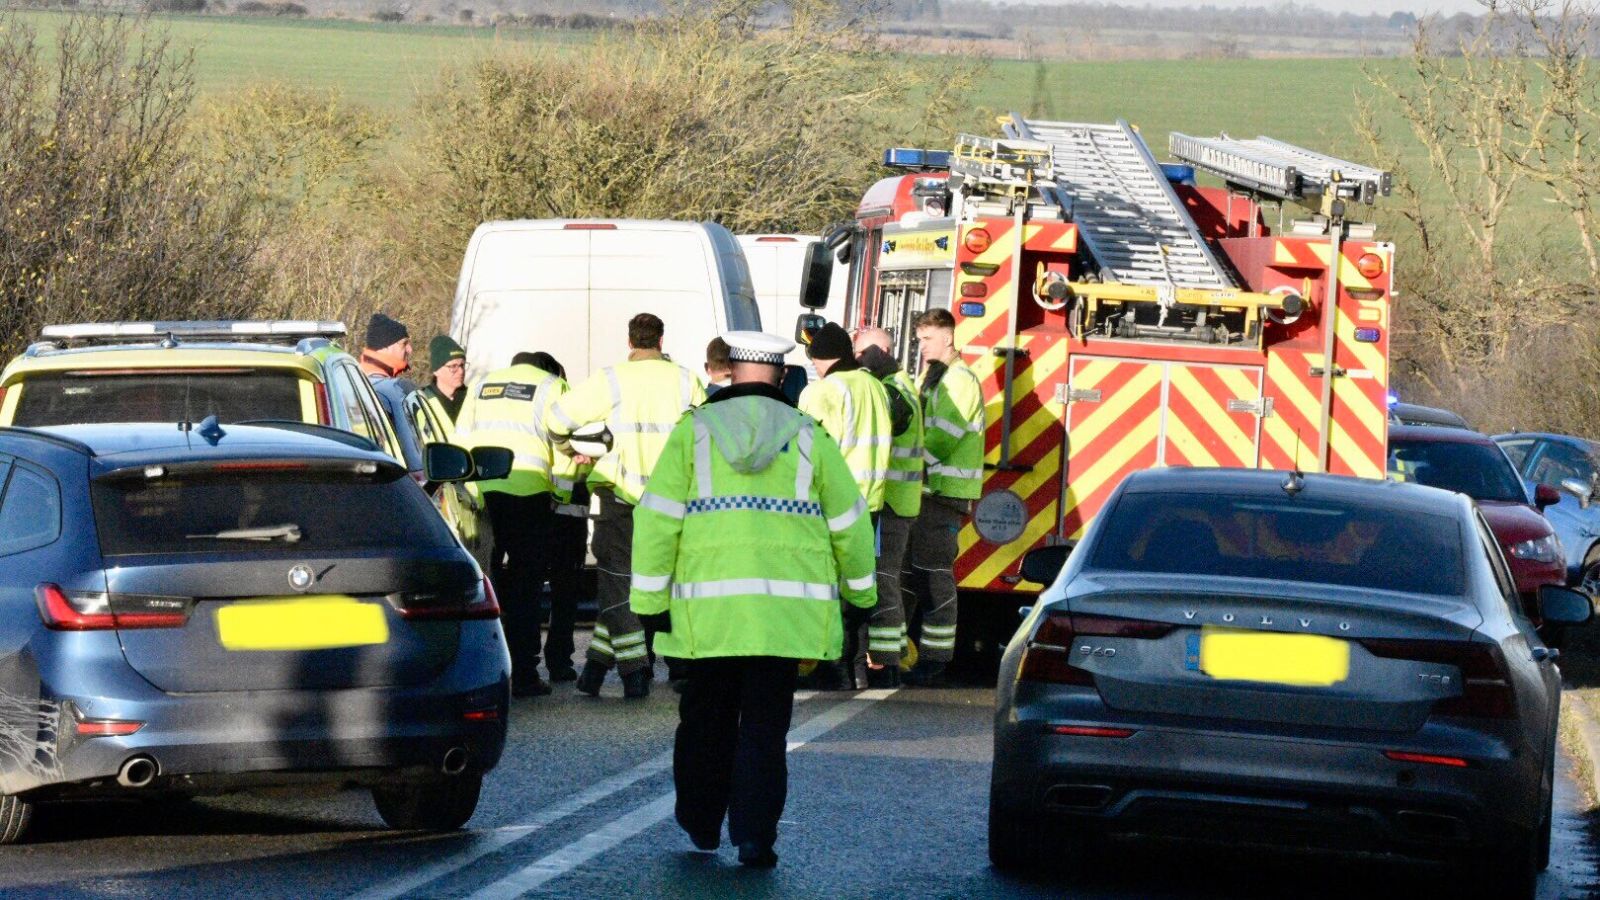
[349, 688, 894, 900]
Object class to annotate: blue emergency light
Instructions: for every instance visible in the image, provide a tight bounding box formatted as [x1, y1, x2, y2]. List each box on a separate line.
[1386, 390, 1400, 408]
[883, 148, 952, 171]
[1161, 164, 1196, 186]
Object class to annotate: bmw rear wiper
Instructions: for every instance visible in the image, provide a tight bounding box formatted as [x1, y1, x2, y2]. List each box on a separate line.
[186, 524, 302, 543]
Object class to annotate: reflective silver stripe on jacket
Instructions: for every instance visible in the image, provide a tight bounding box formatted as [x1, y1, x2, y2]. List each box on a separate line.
[679, 367, 694, 410]
[671, 578, 839, 601]
[604, 367, 623, 409]
[794, 422, 814, 500]
[632, 572, 671, 592]
[885, 469, 923, 482]
[638, 492, 687, 520]
[926, 416, 975, 439]
[927, 463, 983, 480]
[845, 573, 874, 592]
[828, 496, 866, 533]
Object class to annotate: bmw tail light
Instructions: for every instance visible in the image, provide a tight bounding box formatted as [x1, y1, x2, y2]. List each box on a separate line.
[35, 585, 189, 631]
[391, 577, 501, 621]
[1018, 612, 1173, 685]
[1360, 638, 1517, 719]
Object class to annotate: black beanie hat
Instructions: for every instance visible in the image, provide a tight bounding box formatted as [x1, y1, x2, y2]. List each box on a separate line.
[429, 334, 465, 370]
[365, 313, 409, 350]
[806, 322, 854, 361]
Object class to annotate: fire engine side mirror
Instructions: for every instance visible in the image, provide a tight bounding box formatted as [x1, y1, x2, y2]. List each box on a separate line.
[798, 241, 833, 310]
[794, 313, 826, 346]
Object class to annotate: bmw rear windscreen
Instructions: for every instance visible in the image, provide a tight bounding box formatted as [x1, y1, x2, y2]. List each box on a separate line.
[91, 472, 456, 556]
[1090, 492, 1466, 595]
[12, 372, 303, 427]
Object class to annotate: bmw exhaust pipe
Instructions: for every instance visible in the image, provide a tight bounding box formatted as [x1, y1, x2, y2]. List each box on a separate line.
[440, 747, 469, 776]
[117, 755, 158, 789]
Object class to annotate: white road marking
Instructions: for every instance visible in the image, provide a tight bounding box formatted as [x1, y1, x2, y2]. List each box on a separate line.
[464, 689, 899, 900]
[347, 688, 832, 900]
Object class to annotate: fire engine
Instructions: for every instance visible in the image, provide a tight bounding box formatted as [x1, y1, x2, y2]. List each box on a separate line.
[835, 115, 1394, 655]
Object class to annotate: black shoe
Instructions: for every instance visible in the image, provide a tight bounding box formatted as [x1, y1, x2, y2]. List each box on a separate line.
[670, 678, 689, 695]
[547, 666, 578, 683]
[513, 675, 553, 698]
[813, 661, 847, 692]
[622, 668, 651, 699]
[737, 842, 778, 868]
[903, 661, 947, 687]
[865, 666, 900, 689]
[687, 828, 720, 852]
[575, 662, 606, 697]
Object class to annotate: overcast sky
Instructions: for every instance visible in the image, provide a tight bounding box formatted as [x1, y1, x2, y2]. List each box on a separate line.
[1021, 0, 1486, 14]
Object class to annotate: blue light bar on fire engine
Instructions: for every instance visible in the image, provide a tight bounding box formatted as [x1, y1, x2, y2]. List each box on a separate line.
[883, 148, 951, 171]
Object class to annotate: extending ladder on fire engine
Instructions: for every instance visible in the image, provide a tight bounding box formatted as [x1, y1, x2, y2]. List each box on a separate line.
[1005, 115, 1237, 291]
[1167, 133, 1391, 206]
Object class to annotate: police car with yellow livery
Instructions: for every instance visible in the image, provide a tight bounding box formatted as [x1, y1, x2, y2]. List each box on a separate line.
[0, 321, 496, 570]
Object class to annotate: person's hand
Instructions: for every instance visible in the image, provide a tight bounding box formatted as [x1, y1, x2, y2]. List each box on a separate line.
[573, 454, 596, 466]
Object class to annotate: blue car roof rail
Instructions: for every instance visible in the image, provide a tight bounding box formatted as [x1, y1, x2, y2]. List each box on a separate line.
[0, 426, 96, 456]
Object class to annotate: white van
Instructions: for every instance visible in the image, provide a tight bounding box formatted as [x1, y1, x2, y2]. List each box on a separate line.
[449, 219, 766, 384]
[738, 234, 851, 368]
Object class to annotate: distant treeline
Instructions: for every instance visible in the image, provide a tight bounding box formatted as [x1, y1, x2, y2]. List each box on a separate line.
[890, 1, 1421, 37]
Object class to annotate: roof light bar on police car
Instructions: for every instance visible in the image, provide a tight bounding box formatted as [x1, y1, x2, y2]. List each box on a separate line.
[40, 320, 347, 345]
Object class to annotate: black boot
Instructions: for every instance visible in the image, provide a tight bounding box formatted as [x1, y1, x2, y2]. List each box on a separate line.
[513, 672, 553, 697]
[866, 666, 901, 689]
[575, 661, 606, 697]
[622, 667, 651, 699]
[903, 660, 946, 687]
[812, 660, 847, 692]
[737, 842, 778, 868]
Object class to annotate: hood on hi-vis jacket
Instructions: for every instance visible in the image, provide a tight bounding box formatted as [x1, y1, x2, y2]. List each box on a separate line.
[697, 396, 804, 476]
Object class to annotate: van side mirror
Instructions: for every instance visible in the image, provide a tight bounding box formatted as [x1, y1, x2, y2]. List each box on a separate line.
[794, 313, 826, 346]
[1019, 543, 1074, 586]
[1534, 483, 1561, 511]
[1560, 477, 1592, 508]
[797, 241, 833, 310]
[469, 446, 514, 481]
[424, 443, 474, 483]
[1539, 584, 1594, 626]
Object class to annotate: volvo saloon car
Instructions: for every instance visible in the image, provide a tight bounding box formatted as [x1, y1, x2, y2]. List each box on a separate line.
[991, 468, 1591, 899]
[0, 420, 511, 843]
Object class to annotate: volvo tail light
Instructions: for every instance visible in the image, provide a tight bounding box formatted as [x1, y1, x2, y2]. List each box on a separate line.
[1018, 613, 1174, 685]
[1360, 638, 1516, 719]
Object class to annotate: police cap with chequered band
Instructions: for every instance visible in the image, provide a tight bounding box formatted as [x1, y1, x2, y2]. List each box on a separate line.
[723, 331, 794, 366]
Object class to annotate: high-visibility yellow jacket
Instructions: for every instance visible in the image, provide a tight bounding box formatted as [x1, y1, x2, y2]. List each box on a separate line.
[456, 363, 565, 497]
[920, 357, 985, 500]
[798, 365, 892, 512]
[414, 389, 457, 444]
[630, 385, 877, 660]
[881, 368, 924, 518]
[543, 351, 705, 505]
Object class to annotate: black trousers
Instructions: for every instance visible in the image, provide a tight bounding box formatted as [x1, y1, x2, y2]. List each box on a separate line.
[486, 491, 554, 684]
[541, 507, 587, 673]
[674, 656, 799, 849]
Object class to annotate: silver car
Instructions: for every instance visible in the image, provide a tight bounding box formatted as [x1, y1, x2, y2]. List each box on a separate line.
[990, 468, 1593, 899]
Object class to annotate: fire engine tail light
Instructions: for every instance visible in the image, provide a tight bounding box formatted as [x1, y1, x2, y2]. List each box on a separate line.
[1356, 252, 1386, 279]
[960, 282, 988, 298]
[963, 228, 992, 254]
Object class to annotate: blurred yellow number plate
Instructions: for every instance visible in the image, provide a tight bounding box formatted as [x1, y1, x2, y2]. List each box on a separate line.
[216, 596, 388, 651]
[1199, 626, 1349, 687]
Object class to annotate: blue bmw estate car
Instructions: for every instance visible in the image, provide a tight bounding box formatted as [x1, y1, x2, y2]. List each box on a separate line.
[0, 420, 510, 843]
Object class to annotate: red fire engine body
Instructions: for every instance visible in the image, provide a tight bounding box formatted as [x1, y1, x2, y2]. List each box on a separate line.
[839, 116, 1394, 619]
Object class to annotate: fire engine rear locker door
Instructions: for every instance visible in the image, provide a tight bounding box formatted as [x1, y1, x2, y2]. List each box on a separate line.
[1160, 363, 1265, 470]
[1059, 356, 1164, 540]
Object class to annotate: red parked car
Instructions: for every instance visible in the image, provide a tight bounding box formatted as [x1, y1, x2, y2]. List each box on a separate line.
[1387, 425, 1565, 623]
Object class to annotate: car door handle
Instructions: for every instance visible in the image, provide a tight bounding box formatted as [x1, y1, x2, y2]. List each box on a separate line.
[1533, 647, 1560, 663]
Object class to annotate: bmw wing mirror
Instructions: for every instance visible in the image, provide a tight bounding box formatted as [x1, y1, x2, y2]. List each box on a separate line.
[1539, 584, 1594, 626]
[423, 442, 474, 483]
[469, 446, 514, 482]
[797, 241, 833, 310]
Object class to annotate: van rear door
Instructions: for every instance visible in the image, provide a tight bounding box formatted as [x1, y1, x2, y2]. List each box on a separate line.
[458, 227, 591, 379]
[588, 228, 720, 374]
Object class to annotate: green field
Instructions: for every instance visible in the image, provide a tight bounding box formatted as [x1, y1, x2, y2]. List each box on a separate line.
[12, 10, 1402, 160]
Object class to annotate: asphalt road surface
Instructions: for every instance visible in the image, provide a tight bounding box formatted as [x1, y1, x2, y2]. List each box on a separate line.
[1, 635, 1597, 899]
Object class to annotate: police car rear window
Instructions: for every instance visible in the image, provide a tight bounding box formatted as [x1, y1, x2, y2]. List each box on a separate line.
[91, 472, 455, 556]
[12, 372, 303, 427]
[1089, 492, 1467, 596]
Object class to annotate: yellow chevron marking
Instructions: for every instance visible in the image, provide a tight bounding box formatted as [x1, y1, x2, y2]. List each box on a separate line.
[1329, 418, 1383, 478]
[1262, 414, 1310, 470]
[1306, 242, 1373, 291]
[1051, 227, 1079, 252]
[1061, 407, 1162, 538]
[1332, 375, 1385, 450]
[1267, 355, 1323, 433]
[1273, 240, 1301, 265]
[1168, 367, 1256, 466]
[958, 446, 1061, 559]
[1067, 362, 1163, 451]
